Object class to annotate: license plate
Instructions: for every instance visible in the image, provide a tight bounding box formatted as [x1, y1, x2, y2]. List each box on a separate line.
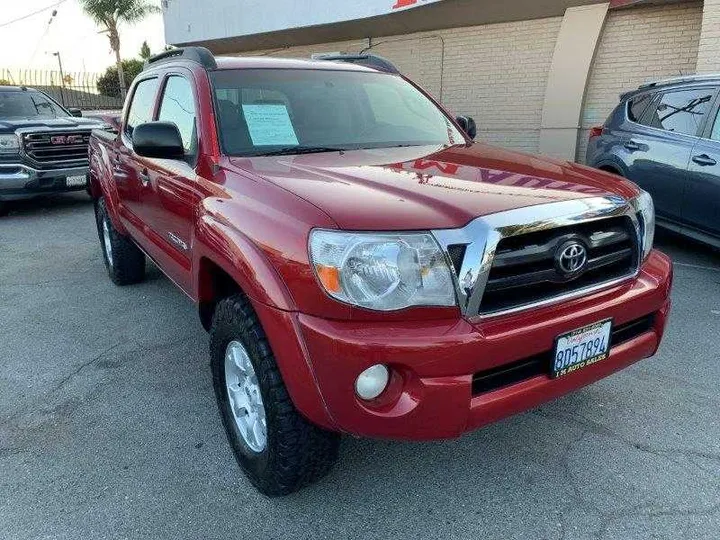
[552, 319, 612, 378]
[66, 175, 87, 187]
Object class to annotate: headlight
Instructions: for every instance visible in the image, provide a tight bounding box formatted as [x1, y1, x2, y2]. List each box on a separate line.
[309, 230, 457, 311]
[0, 134, 19, 154]
[632, 190, 655, 260]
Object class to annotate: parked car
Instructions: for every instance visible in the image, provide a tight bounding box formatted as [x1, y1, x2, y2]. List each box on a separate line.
[88, 47, 672, 496]
[0, 86, 104, 215]
[586, 74, 720, 248]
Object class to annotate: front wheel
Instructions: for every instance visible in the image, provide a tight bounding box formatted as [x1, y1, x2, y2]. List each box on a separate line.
[94, 198, 145, 285]
[210, 294, 340, 497]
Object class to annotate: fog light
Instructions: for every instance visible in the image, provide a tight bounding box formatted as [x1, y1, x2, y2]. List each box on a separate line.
[355, 364, 390, 400]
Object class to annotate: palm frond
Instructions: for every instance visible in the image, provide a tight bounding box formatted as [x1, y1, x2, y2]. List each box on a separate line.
[79, 0, 160, 27]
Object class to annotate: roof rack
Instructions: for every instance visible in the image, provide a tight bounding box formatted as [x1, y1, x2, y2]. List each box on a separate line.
[311, 53, 399, 74]
[638, 73, 720, 90]
[145, 47, 217, 70]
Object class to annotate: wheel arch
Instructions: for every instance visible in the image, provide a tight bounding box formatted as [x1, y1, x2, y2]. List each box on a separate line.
[193, 216, 297, 330]
[598, 164, 623, 176]
[593, 156, 629, 179]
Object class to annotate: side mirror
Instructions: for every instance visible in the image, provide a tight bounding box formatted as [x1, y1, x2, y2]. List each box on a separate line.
[456, 116, 477, 140]
[68, 108, 83, 117]
[132, 122, 185, 159]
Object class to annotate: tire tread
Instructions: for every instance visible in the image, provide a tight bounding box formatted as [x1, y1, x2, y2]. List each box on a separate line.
[210, 293, 339, 497]
[95, 198, 145, 286]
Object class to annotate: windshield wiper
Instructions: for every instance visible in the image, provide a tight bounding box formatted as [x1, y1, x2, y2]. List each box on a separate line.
[253, 146, 347, 157]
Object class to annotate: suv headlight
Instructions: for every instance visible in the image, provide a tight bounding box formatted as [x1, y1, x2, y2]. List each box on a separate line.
[0, 134, 20, 154]
[309, 230, 457, 311]
[631, 190, 655, 261]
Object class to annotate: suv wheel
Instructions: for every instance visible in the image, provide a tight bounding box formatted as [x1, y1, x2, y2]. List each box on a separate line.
[95, 198, 145, 285]
[210, 293, 340, 497]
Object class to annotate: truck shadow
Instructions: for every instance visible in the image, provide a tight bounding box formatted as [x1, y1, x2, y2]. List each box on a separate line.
[2, 192, 93, 217]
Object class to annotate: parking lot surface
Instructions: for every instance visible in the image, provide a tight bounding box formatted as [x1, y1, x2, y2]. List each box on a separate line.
[1, 193, 719, 540]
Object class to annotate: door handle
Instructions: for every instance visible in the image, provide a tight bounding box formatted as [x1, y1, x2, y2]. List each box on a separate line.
[139, 168, 151, 187]
[692, 154, 717, 167]
[624, 141, 641, 151]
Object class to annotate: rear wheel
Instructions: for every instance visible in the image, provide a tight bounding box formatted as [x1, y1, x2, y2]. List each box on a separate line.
[210, 293, 340, 497]
[95, 198, 145, 285]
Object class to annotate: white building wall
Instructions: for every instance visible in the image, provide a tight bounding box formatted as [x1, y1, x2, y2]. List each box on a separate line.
[696, 0, 720, 72]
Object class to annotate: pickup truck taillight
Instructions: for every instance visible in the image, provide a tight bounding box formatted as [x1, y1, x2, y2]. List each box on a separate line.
[589, 126, 604, 140]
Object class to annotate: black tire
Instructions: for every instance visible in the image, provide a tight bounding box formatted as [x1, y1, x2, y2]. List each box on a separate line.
[0, 201, 8, 217]
[95, 197, 145, 285]
[210, 293, 340, 497]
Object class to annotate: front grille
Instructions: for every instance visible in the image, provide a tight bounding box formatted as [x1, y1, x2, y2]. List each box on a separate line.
[479, 216, 638, 315]
[471, 313, 656, 395]
[21, 131, 91, 167]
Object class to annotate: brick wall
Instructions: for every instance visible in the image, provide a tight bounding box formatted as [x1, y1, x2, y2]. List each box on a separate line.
[244, 16, 563, 153]
[697, 0, 720, 72]
[578, 2, 703, 162]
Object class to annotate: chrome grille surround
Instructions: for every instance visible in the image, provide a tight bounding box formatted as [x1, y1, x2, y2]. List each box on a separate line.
[432, 196, 643, 319]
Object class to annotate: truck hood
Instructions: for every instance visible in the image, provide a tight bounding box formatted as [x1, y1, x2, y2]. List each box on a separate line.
[228, 143, 639, 230]
[0, 116, 102, 131]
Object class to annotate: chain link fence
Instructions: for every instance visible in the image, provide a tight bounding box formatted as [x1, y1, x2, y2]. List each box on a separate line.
[0, 69, 124, 111]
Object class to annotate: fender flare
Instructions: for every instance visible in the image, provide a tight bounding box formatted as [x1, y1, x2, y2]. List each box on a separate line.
[193, 214, 296, 311]
[193, 215, 337, 430]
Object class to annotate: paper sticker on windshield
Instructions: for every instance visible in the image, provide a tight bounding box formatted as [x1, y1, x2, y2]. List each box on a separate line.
[242, 104, 299, 147]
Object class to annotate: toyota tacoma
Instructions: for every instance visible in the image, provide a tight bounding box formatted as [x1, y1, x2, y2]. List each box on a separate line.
[88, 47, 673, 496]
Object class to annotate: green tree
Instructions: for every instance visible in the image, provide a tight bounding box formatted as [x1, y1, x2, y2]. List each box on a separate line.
[79, 0, 160, 99]
[139, 40, 151, 60]
[97, 58, 144, 97]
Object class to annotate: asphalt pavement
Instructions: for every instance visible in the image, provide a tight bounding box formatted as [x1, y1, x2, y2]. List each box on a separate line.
[1, 193, 719, 540]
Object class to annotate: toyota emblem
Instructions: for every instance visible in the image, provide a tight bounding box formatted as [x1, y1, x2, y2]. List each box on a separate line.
[555, 241, 588, 276]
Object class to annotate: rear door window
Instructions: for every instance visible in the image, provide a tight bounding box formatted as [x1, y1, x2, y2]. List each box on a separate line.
[644, 88, 716, 136]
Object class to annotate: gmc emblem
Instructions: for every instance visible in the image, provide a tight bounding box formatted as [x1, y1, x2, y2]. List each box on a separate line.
[50, 135, 83, 145]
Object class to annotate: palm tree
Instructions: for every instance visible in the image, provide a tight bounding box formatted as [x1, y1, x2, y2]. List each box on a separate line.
[79, 0, 160, 99]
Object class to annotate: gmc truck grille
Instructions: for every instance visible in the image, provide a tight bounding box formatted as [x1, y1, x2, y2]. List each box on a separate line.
[22, 131, 91, 166]
[479, 216, 639, 315]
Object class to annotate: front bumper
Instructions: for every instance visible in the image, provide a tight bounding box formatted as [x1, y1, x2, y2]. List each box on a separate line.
[0, 163, 89, 201]
[259, 249, 673, 440]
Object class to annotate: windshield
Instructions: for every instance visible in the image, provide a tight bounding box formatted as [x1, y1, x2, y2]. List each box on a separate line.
[0, 91, 69, 119]
[210, 69, 464, 156]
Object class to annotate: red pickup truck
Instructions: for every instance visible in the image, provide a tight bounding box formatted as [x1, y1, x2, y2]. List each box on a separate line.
[88, 47, 672, 496]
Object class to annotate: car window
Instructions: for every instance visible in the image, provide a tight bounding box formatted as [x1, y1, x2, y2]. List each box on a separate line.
[362, 81, 443, 135]
[644, 88, 715, 136]
[627, 93, 654, 123]
[0, 90, 68, 119]
[125, 78, 159, 136]
[210, 69, 463, 156]
[158, 76, 197, 156]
